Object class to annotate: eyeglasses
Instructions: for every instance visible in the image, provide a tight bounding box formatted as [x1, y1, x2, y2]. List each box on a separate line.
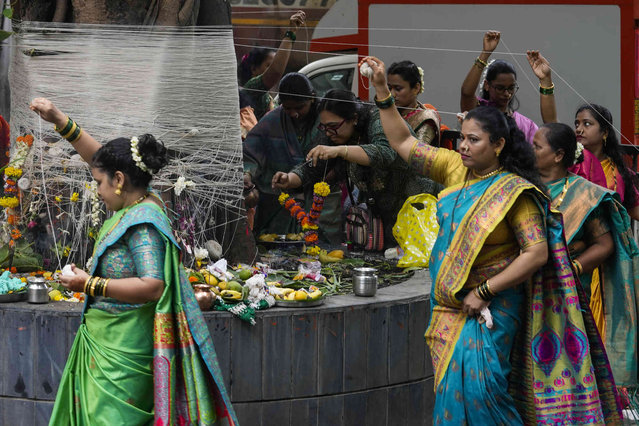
[489, 84, 519, 94]
[318, 118, 347, 136]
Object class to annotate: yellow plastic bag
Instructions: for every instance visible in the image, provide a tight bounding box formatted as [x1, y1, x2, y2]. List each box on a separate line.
[392, 194, 439, 267]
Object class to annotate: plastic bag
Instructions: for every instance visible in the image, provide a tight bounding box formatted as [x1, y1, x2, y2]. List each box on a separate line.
[392, 194, 439, 267]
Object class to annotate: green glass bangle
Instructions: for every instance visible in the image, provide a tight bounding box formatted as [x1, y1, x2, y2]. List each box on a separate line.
[66, 126, 82, 143]
[55, 117, 73, 135]
[539, 84, 555, 95]
[374, 94, 395, 110]
[283, 30, 296, 42]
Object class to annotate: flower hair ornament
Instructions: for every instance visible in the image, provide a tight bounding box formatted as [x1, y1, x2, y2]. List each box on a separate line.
[417, 66, 425, 94]
[574, 142, 585, 165]
[130, 136, 153, 174]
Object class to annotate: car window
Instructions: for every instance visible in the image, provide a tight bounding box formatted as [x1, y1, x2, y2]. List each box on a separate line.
[308, 68, 354, 97]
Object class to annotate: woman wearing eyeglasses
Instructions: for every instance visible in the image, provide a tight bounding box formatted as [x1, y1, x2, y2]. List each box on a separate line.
[244, 73, 343, 241]
[460, 31, 554, 144]
[272, 88, 440, 248]
[460, 32, 607, 187]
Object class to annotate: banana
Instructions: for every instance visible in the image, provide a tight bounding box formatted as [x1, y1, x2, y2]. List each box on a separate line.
[220, 290, 243, 300]
[327, 250, 344, 259]
[319, 250, 342, 264]
[279, 288, 295, 296]
[309, 289, 323, 300]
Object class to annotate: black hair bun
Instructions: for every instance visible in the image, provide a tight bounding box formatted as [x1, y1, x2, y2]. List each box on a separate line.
[137, 133, 168, 173]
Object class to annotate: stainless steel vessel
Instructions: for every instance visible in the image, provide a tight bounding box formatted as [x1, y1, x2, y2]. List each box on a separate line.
[352, 267, 378, 297]
[27, 275, 49, 304]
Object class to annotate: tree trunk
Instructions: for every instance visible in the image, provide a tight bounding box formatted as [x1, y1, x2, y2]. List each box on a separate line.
[15, 0, 231, 25]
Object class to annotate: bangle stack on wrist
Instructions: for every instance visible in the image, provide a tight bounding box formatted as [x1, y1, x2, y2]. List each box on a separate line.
[83, 276, 110, 297]
[283, 30, 296, 42]
[474, 279, 496, 301]
[539, 83, 555, 95]
[342, 145, 349, 159]
[374, 93, 395, 109]
[572, 259, 583, 276]
[474, 57, 488, 70]
[54, 116, 83, 143]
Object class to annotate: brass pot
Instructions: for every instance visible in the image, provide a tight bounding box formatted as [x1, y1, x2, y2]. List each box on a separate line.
[193, 284, 215, 311]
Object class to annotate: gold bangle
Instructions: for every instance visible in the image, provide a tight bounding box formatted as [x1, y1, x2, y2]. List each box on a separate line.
[475, 57, 488, 68]
[573, 259, 583, 275]
[90, 277, 99, 296]
[343, 145, 349, 159]
[485, 279, 496, 297]
[375, 92, 392, 104]
[539, 83, 554, 90]
[102, 279, 110, 297]
[83, 276, 92, 293]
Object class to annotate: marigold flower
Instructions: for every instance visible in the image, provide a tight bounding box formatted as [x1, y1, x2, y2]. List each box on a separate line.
[11, 229, 21, 240]
[0, 196, 19, 208]
[189, 275, 199, 283]
[55, 196, 62, 203]
[278, 193, 290, 205]
[24, 135, 34, 146]
[304, 232, 318, 243]
[313, 181, 330, 197]
[70, 192, 79, 202]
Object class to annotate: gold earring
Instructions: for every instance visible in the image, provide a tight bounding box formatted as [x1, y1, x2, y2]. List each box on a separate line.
[115, 184, 122, 196]
[495, 150, 501, 157]
[603, 135, 607, 146]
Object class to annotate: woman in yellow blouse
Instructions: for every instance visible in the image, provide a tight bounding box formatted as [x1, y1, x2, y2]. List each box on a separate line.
[360, 56, 621, 425]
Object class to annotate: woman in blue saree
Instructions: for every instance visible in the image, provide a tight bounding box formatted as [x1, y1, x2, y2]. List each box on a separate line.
[534, 122, 639, 389]
[362, 57, 621, 424]
[30, 98, 237, 425]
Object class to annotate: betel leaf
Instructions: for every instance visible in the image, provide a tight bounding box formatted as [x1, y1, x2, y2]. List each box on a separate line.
[0, 30, 11, 42]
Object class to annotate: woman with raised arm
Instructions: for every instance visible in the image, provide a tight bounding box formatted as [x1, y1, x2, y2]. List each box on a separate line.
[461, 31, 606, 186]
[238, 10, 306, 121]
[30, 98, 237, 425]
[360, 55, 621, 424]
[387, 60, 444, 144]
[534, 122, 639, 388]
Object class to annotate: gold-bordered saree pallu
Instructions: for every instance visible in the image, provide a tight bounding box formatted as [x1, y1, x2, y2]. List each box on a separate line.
[50, 203, 237, 426]
[426, 172, 621, 425]
[550, 174, 639, 388]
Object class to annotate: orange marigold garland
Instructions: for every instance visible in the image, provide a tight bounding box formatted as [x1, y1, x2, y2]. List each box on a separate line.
[278, 182, 330, 246]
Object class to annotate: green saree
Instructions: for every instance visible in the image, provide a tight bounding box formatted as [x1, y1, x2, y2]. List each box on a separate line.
[50, 202, 237, 425]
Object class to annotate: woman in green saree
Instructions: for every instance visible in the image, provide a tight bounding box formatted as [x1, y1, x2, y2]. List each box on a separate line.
[362, 56, 621, 424]
[30, 98, 237, 425]
[534, 122, 639, 389]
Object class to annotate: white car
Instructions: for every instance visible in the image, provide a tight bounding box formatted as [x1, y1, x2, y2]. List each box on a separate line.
[298, 54, 358, 98]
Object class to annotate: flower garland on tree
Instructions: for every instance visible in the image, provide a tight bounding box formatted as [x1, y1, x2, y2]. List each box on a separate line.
[1, 135, 34, 248]
[278, 181, 330, 248]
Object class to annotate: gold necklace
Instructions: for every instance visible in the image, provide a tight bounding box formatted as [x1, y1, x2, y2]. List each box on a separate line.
[552, 177, 569, 209]
[472, 166, 503, 180]
[125, 193, 149, 209]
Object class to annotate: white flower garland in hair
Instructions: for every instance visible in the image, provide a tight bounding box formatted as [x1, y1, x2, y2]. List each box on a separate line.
[130, 136, 151, 174]
[479, 59, 496, 97]
[417, 66, 425, 94]
[574, 142, 585, 165]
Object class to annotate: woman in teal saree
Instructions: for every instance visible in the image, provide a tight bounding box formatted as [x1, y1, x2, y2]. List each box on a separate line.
[362, 57, 621, 424]
[30, 98, 237, 425]
[534, 122, 639, 389]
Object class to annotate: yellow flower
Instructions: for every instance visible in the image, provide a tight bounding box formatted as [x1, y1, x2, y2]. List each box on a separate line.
[306, 245, 321, 256]
[313, 182, 330, 197]
[55, 196, 62, 202]
[278, 192, 290, 205]
[301, 223, 318, 230]
[63, 246, 71, 257]
[70, 192, 79, 202]
[0, 197, 19, 208]
[4, 167, 22, 179]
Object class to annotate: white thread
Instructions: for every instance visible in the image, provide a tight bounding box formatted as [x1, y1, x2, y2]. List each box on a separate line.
[10, 22, 245, 267]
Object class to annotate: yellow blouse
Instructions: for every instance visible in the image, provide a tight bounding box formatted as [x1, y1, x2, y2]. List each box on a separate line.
[408, 140, 546, 280]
